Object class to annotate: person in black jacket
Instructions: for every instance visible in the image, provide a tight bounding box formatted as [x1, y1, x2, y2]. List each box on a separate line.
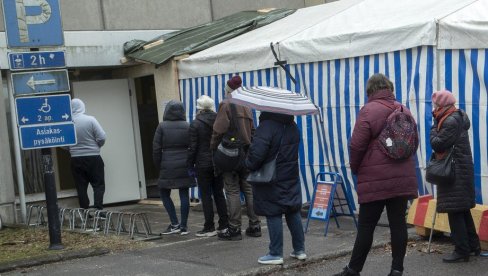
[245, 112, 305, 265]
[188, 95, 229, 237]
[153, 100, 196, 235]
[429, 90, 480, 263]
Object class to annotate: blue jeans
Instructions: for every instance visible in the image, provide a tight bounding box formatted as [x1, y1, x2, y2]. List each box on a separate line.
[159, 188, 190, 228]
[266, 210, 305, 257]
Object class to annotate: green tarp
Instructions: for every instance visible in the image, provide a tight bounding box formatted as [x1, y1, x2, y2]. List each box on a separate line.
[125, 9, 295, 66]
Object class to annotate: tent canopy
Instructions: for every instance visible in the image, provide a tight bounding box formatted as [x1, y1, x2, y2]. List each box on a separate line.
[438, 0, 488, 49]
[178, 0, 486, 79]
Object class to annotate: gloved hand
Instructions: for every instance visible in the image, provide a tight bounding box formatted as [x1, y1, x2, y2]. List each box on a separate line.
[188, 168, 197, 178]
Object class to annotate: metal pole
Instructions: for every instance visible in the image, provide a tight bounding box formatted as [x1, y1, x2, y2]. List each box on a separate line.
[6, 72, 27, 223]
[427, 209, 437, 254]
[41, 148, 63, 250]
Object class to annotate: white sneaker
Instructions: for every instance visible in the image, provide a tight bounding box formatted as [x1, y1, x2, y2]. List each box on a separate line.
[290, 251, 307, 260]
[180, 228, 189, 235]
[195, 228, 218, 237]
[160, 224, 181, 235]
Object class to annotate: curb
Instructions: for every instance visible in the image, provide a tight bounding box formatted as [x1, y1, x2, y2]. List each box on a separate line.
[0, 247, 110, 273]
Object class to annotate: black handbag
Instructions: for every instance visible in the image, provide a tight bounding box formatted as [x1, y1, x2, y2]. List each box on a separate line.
[425, 146, 455, 185]
[246, 157, 277, 185]
[213, 104, 244, 172]
[246, 125, 285, 185]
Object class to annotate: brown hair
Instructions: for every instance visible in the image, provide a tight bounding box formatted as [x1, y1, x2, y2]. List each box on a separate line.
[366, 73, 394, 97]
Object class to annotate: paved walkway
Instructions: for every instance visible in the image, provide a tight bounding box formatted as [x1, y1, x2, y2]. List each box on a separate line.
[4, 202, 416, 275]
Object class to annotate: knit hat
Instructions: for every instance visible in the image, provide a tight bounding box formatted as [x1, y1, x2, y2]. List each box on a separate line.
[432, 90, 456, 107]
[196, 95, 215, 111]
[225, 75, 242, 93]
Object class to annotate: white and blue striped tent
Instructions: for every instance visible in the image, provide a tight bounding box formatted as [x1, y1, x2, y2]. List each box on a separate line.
[178, 0, 488, 205]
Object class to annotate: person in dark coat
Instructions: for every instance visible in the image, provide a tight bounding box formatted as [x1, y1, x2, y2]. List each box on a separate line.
[245, 112, 305, 265]
[429, 90, 480, 263]
[153, 100, 196, 235]
[334, 74, 418, 276]
[211, 75, 261, 241]
[187, 95, 229, 237]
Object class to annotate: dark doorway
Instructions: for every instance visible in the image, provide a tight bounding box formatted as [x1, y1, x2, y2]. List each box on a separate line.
[134, 75, 160, 198]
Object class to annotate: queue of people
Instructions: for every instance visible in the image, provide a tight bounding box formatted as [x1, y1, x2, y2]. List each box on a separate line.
[150, 73, 480, 270]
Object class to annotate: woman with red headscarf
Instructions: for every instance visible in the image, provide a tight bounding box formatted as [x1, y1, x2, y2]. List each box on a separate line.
[430, 90, 480, 263]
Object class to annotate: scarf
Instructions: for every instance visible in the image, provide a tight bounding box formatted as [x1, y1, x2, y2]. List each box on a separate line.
[433, 105, 457, 131]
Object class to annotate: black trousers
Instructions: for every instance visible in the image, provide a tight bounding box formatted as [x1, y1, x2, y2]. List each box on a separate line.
[71, 155, 105, 210]
[197, 167, 228, 230]
[348, 197, 408, 273]
[447, 210, 480, 255]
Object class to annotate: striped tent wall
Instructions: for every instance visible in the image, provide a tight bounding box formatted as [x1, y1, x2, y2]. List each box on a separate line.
[439, 49, 488, 205]
[179, 46, 436, 206]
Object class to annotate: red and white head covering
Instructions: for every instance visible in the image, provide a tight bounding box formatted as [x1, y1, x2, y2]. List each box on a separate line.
[432, 90, 456, 107]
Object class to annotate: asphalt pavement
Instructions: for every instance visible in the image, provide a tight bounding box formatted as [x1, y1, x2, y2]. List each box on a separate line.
[271, 238, 488, 276]
[3, 202, 417, 276]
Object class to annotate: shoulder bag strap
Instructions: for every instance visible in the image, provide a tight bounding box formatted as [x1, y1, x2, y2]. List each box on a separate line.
[228, 103, 240, 139]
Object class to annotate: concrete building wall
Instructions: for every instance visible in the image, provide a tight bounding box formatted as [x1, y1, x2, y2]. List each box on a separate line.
[0, 0, 311, 31]
[0, 73, 16, 224]
[211, 0, 305, 20]
[112, 61, 180, 121]
[102, 0, 212, 30]
[60, 0, 104, 30]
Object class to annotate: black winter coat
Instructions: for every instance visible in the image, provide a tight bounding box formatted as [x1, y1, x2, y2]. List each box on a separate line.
[245, 112, 302, 216]
[153, 101, 196, 189]
[430, 110, 475, 213]
[187, 110, 217, 169]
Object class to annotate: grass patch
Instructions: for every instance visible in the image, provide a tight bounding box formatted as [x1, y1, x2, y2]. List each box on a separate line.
[0, 226, 147, 265]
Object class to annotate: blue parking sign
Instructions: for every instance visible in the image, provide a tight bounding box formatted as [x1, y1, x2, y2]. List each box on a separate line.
[2, 0, 64, 47]
[8, 51, 66, 71]
[19, 122, 76, 150]
[15, 94, 72, 126]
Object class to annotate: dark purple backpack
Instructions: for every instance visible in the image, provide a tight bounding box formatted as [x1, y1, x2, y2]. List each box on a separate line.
[377, 103, 419, 160]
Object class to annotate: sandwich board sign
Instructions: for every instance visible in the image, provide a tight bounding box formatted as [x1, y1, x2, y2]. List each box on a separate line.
[304, 172, 358, 236]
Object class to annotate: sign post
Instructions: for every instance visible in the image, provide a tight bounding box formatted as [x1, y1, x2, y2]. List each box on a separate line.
[304, 172, 358, 236]
[3, 0, 67, 250]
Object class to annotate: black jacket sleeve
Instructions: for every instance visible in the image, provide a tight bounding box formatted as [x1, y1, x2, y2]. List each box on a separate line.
[187, 121, 198, 168]
[430, 116, 460, 152]
[152, 124, 163, 168]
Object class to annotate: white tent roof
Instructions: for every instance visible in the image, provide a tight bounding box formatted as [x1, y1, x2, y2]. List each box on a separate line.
[178, 0, 362, 79]
[438, 0, 488, 49]
[178, 0, 483, 79]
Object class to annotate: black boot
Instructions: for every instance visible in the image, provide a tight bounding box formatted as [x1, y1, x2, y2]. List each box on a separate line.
[442, 251, 470, 263]
[245, 225, 262, 237]
[332, 266, 360, 276]
[388, 269, 402, 276]
[471, 247, 481, 256]
[218, 227, 242, 241]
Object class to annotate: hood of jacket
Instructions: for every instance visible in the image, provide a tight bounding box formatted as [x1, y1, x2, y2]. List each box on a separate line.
[259, 111, 294, 125]
[196, 110, 217, 128]
[71, 98, 85, 117]
[163, 100, 186, 121]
